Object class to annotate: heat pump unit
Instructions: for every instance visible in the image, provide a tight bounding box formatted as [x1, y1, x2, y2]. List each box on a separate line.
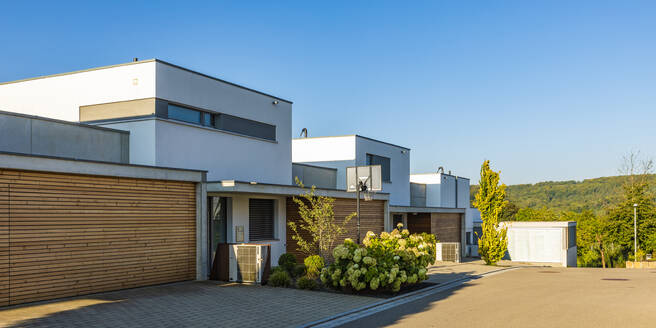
[229, 244, 269, 283]
[436, 242, 460, 263]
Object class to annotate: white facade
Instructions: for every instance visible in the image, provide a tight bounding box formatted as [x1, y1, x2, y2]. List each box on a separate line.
[501, 221, 577, 267]
[0, 59, 292, 185]
[409, 173, 470, 208]
[0, 61, 157, 121]
[292, 135, 410, 206]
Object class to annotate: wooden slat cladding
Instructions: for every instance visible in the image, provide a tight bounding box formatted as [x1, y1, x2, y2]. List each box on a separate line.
[286, 197, 385, 262]
[0, 183, 8, 307]
[0, 169, 196, 306]
[431, 213, 461, 243]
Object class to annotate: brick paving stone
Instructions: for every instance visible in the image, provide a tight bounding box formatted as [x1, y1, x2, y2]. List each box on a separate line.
[0, 282, 378, 328]
[0, 261, 496, 328]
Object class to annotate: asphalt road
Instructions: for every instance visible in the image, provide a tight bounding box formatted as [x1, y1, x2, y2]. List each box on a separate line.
[340, 267, 656, 328]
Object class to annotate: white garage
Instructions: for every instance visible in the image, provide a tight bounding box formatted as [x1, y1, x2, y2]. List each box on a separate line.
[501, 221, 577, 267]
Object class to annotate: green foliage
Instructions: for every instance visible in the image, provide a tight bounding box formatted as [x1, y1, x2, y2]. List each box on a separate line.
[297, 276, 319, 290]
[304, 255, 325, 279]
[268, 270, 291, 287]
[471, 175, 656, 216]
[278, 253, 297, 273]
[320, 225, 436, 293]
[473, 160, 508, 265]
[292, 264, 306, 278]
[289, 178, 355, 260]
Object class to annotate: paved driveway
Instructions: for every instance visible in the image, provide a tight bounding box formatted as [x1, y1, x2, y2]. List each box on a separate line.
[341, 267, 656, 328]
[0, 282, 378, 328]
[0, 261, 498, 328]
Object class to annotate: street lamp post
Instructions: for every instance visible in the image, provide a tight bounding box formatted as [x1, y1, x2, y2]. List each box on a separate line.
[633, 203, 638, 260]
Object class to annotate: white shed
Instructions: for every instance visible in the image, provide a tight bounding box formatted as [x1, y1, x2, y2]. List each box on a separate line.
[501, 221, 577, 267]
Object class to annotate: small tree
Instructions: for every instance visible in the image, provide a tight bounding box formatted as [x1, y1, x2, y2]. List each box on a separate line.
[474, 160, 508, 265]
[288, 178, 355, 261]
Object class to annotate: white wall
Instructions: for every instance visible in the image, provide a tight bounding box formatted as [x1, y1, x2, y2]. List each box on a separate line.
[156, 120, 291, 184]
[0, 61, 157, 121]
[154, 62, 292, 184]
[355, 136, 410, 206]
[410, 173, 443, 207]
[292, 136, 356, 163]
[457, 177, 470, 208]
[98, 119, 157, 166]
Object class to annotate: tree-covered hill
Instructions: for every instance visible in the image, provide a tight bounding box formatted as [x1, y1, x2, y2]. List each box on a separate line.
[470, 174, 656, 214]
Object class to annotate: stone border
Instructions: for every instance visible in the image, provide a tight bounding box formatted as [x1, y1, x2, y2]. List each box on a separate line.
[300, 266, 519, 328]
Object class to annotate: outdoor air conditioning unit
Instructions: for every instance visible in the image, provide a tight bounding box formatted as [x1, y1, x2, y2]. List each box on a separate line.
[436, 242, 461, 263]
[228, 244, 270, 283]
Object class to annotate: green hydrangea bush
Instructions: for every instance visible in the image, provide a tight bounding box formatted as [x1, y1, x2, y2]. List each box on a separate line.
[320, 224, 436, 292]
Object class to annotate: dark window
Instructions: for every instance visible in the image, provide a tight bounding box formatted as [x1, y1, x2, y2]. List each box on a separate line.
[215, 113, 276, 141]
[366, 153, 391, 182]
[393, 214, 404, 228]
[249, 199, 275, 241]
[466, 232, 472, 245]
[168, 104, 201, 124]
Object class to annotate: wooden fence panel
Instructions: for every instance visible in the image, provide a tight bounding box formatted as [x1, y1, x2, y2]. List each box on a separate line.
[286, 197, 385, 262]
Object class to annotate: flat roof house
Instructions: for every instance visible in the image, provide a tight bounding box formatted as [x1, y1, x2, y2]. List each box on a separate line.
[0, 60, 390, 304]
[292, 135, 479, 258]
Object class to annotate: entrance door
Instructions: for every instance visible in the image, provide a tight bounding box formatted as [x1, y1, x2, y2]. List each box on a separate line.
[208, 196, 228, 280]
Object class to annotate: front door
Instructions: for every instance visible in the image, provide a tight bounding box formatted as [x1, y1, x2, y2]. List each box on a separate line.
[208, 196, 228, 279]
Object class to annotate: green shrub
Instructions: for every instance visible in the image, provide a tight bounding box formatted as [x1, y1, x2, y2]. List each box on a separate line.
[292, 264, 306, 278]
[320, 225, 436, 292]
[268, 270, 291, 287]
[304, 255, 325, 279]
[278, 253, 297, 273]
[297, 276, 318, 290]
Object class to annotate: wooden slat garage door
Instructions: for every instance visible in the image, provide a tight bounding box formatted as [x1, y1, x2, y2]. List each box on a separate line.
[0, 169, 196, 306]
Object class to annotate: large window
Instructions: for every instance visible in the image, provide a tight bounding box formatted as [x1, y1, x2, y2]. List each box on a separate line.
[249, 199, 275, 241]
[215, 113, 276, 141]
[168, 104, 201, 124]
[165, 103, 275, 141]
[366, 153, 391, 182]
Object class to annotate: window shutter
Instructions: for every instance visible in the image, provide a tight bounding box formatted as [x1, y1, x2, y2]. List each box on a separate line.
[249, 199, 275, 241]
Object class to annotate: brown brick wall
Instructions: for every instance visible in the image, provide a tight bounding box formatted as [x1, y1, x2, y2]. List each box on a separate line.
[286, 197, 385, 262]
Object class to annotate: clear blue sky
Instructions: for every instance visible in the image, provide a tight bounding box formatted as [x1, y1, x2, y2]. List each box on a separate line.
[2, 1, 655, 185]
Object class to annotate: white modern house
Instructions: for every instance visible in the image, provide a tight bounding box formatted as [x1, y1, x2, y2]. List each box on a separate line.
[292, 135, 411, 206]
[0, 59, 390, 283]
[0, 59, 292, 184]
[292, 135, 479, 258]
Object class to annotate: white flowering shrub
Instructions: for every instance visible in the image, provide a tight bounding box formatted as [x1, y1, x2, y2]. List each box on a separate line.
[320, 224, 436, 292]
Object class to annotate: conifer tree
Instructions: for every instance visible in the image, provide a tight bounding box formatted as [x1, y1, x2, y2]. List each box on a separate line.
[474, 160, 508, 265]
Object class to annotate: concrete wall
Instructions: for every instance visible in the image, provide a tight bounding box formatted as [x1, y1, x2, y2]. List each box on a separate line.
[0, 61, 157, 121]
[292, 163, 337, 189]
[0, 111, 129, 163]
